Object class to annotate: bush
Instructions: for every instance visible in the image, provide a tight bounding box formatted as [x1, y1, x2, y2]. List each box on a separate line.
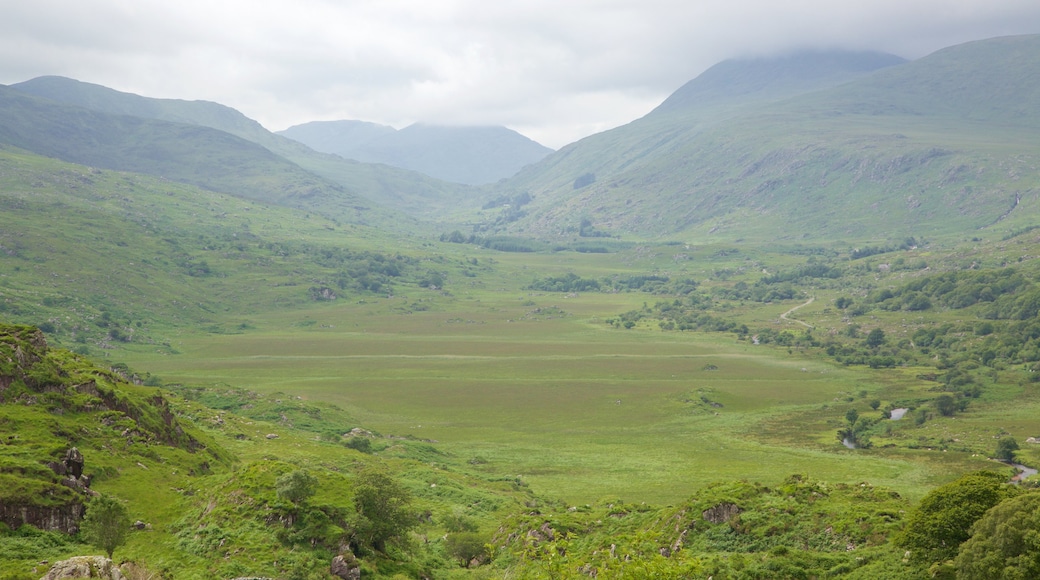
[995, 437, 1020, 462]
[445, 532, 486, 565]
[344, 437, 372, 454]
[276, 469, 318, 505]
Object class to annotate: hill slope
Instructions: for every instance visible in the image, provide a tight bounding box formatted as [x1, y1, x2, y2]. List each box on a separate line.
[0, 146, 455, 350]
[10, 76, 480, 218]
[280, 120, 554, 185]
[490, 36, 1040, 242]
[0, 85, 391, 225]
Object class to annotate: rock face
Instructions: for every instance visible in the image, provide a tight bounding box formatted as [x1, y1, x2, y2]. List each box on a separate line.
[0, 502, 85, 536]
[63, 447, 84, 478]
[40, 556, 125, 580]
[330, 554, 361, 580]
[702, 502, 742, 525]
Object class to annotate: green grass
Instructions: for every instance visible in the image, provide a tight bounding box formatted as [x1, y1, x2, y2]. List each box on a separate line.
[116, 292, 987, 505]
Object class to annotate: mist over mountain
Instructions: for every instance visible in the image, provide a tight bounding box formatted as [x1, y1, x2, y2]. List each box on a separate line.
[4, 36, 1040, 244]
[8, 76, 479, 221]
[485, 36, 1040, 242]
[279, 121, 554, 185]
[650, 50, 906, 115]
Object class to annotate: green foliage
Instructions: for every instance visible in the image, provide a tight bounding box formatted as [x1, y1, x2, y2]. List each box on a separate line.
[527, 272, 601, 292]
[80, 495, 130, 558]
[845, 408, 859, 425]
[444, 532, 486, 565]
[995, 437, 1020, 462]
[276, 469, 319, 505]
[896, 471, 1018, 564]
[865, 328, 886, 347]
[936, 394, 957, 417]
[954, 492, 1040, 579]
[352, 466, 416, 553]
[345, 437, 373, 454]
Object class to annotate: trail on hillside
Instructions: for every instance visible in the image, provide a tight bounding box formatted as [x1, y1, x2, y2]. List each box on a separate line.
[780, 296, 814, 329]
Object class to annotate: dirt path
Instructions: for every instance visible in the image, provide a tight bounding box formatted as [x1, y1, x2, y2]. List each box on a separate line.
[780, 296, 814, 329]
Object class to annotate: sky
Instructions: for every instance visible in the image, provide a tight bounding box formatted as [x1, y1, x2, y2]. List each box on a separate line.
[3, 1, 1040, 149]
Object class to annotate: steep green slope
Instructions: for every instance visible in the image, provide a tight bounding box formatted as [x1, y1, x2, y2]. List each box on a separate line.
[491, 35, 1040, 243]
[491, 49, 905, 215]
[0, 323, 224, 540]
[10, 76, 480, 219]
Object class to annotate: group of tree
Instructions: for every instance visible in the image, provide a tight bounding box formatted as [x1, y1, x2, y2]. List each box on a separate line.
[897, 470, 1040, 578]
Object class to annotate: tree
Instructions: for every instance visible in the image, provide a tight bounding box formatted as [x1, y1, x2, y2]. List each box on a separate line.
[80, 495, 130, 559]
[352, 465, 415, 552]
[896, 471, 1017, 564]
[845, 408, 859, 425]
[995, 437, 1020, 462]
[276, 469, 318, 505]
[445, 532, 486, 566]
[954, 492, 1040, 579]
[936, 395, 957, 417]
[865, 328, 886, 347]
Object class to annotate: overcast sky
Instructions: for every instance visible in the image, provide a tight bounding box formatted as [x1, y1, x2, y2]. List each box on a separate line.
[3, 1, 1039, 149]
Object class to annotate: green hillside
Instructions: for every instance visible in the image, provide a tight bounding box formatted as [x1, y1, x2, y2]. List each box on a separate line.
[0, 146, 471, 352]
[0, 85, 392, 223]
[10, 76, 481, 219]
[487, 35, 1040, 243]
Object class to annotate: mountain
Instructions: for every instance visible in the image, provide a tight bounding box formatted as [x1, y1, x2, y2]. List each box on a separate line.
[9, 76, 479, 218]
[650, 50, 907, 115]
[487, 36, 1040, 242]
[0, 84, 382, 222]
[279, 120, 554, 185]
[489, 49, 906, 215]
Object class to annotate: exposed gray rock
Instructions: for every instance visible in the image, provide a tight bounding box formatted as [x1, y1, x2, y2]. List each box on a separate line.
[0, 502, 84, 535]
[702, 502, 742, 525]
[63, 447, 84, 479]
[40, 556, 124, 580]
[330, 554, 361, 580]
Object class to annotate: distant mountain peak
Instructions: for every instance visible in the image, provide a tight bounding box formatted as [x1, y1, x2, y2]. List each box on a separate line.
[651, 49, 906, 115]
[279, 120, 553, 185]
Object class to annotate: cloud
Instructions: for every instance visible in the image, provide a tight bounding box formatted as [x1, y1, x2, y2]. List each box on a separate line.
[3, 0, 1040, 148]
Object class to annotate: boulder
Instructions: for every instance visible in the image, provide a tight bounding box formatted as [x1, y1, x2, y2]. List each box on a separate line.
[40, 556, 124, 580]
[330, 554, 361, 580]
[63, 448, 84, 479]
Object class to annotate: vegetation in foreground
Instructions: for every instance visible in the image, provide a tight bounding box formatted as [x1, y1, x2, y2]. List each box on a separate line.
[1, 320, 1036, 578]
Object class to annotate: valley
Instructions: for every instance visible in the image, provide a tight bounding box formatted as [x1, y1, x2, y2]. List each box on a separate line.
[2, 33, 1040, 580]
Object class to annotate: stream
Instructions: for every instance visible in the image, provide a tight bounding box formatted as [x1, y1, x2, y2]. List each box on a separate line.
[846, 408, 1036, 483]
[1011, 462, 1038, 482]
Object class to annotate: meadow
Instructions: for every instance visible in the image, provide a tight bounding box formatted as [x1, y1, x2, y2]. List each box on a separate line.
[115, 244, 1004, 506]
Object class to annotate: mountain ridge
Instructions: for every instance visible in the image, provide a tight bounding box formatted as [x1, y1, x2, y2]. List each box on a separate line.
[486, 35, 1040, 242]
[279, 120, 554, 185]
[9, 76, 480, 220]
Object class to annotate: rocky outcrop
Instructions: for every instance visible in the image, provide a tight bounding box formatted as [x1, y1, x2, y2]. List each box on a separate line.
[63, 447, 84, 478]
[0, 499, 85, 535]
[702, 502, 742, 525]
[1, 447, 96, 534]
[40, 556, 124, 580]
[330, 553, 361, 580]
